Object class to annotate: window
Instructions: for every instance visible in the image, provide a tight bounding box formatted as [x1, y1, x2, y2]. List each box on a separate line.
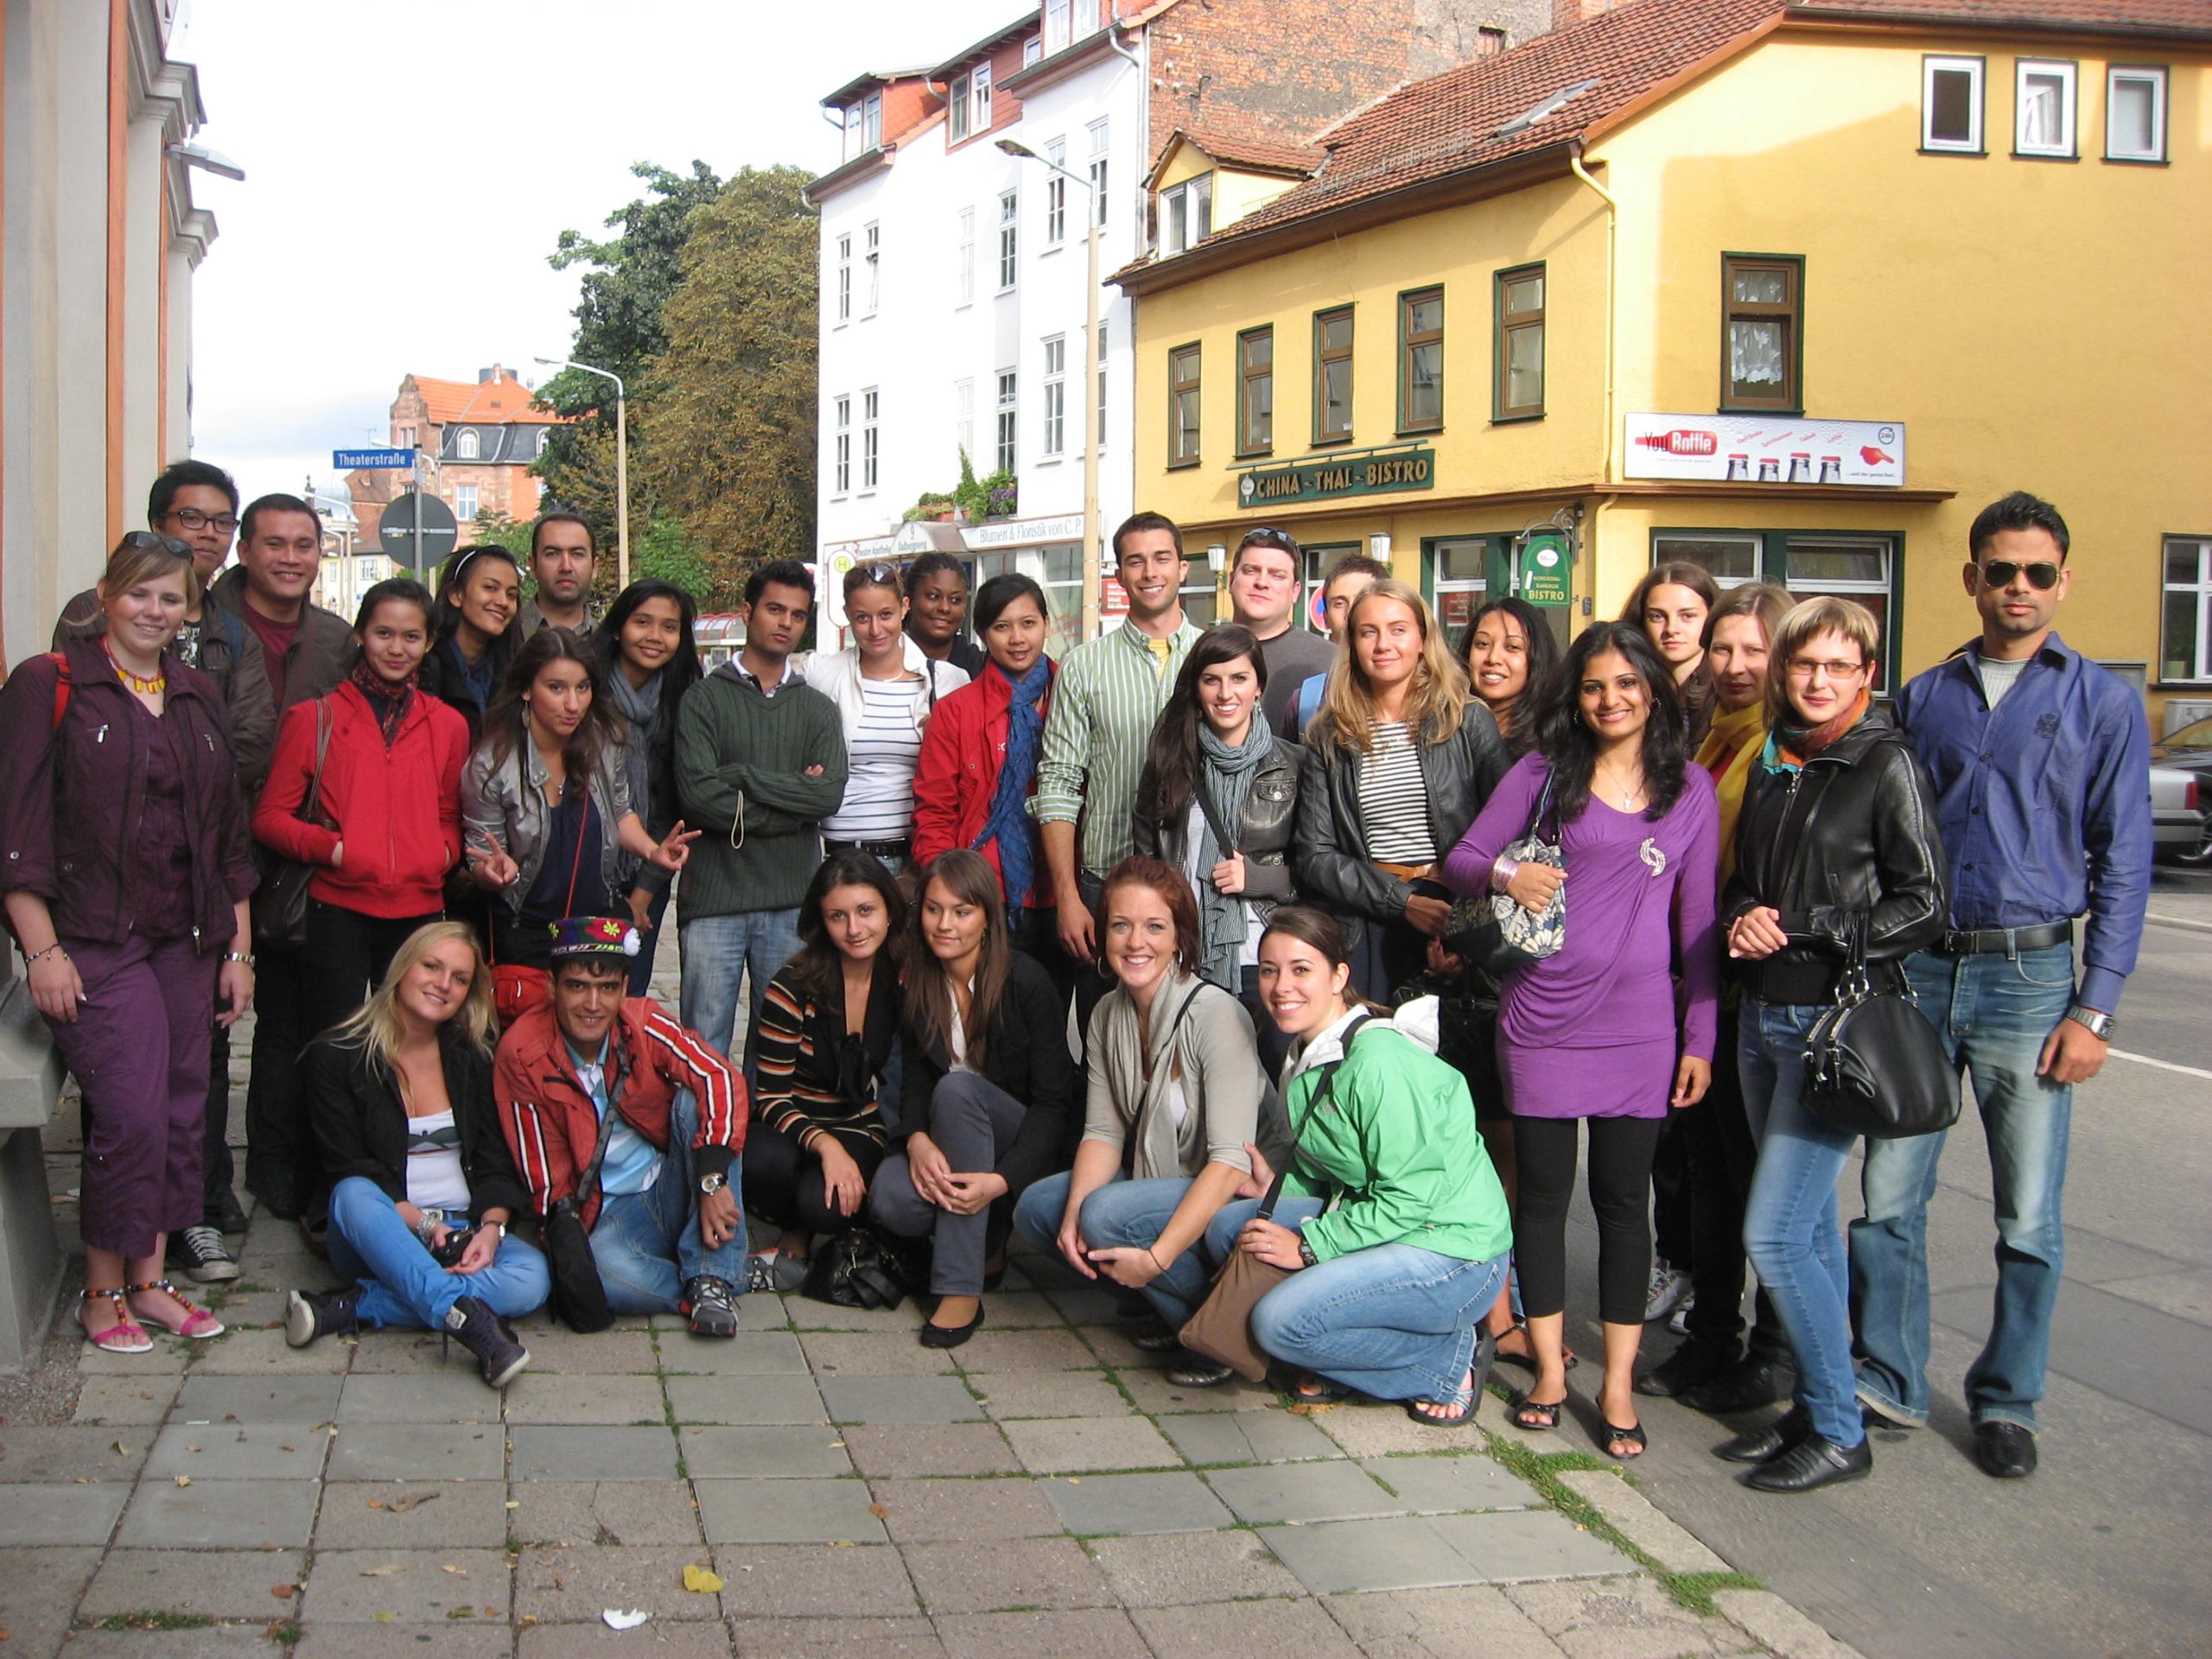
[833, 396, 851, 494]
[397, 424, 416, 449]
[2163, 537, 2212, 682]
[836, 233, 852, 323]
[2015, 60, 2076, 157]
[1168, 342, 1201, 467]
[1399, 286, 1444, 432]
[863, 222, 880, 315]
[950, 74, 970, 143]
[455, 482, 479, 519]
[863, 92, 882, 151]
[1236, 326, 1273, 455]
[1042, 336, 1067, 458]
[861, 389, 880, 490]
[973, 64, 992, 132]
[1096, 321, 1109, 450]
[1313, 307, 1354, 443]
[1922, 55, 1984, 152]
[1045, 0, 1072, 53]
[1160, 174, 1213, 256]
[536, 429, 550, 455]
[1720, 254, 1802, 413]
[843, 104, 863, 161]
[455, 428, 480, 460]
[1651, 533, 1760, 586]
[1045, 139, 1068, 245]
[1428, 537, 1489, 635]
[358, 556, 377, 584]
[1024, 36, 1042, 66]
[957, 208, 975, 306]
[1494, 264, 1544, 420]
[998, 191, 1019, 290]
[1088, 119, 1109, 228]
[954, 378, 975, 468]
[995, 372, 1018, 474]
[1652, 530, 1898, 689]
[2107, 66, 2167, 162]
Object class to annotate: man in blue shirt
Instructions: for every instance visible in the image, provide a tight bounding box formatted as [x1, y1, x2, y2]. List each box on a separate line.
[1855, 490, 2151, 1480]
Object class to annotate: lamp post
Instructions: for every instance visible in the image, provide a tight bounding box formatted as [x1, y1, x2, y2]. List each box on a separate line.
[996, 137, 1101, 641]
[534, 355, 630, 590]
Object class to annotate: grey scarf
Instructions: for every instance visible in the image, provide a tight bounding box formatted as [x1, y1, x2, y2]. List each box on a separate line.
[602, 664, 664, 832]
[1193, 721, 1272, 991]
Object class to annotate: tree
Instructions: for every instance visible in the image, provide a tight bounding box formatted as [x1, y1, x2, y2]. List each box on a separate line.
[469, 509, 534, 561]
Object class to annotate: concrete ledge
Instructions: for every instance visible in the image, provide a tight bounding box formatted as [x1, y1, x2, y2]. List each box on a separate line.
[0, 976, 66, 1370]
[1558, 1469, 1732, 1576]
[1713, 1587, 1867, 1659]
[0, 976, 65, 1128]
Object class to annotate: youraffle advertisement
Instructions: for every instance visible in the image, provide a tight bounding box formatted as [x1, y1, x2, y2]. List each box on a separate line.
[1622, 414, 1905, 487]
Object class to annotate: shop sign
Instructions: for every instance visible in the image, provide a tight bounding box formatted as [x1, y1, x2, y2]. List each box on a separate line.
[1101, 574, 1129, 617]
[1520, 531, 1572, 607]
[963, 512, 1086, 550]
[817, 537, 895, 629]
[1237, 446, 1435, 506]
[1624, 413, 1904, 487]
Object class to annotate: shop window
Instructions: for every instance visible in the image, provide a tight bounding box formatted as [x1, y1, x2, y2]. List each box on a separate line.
[1237, 326, 1273, 456]
[1313, 307, 1354, 444]
[974, 544, 1084, 660]
[2107, 66, 2167, 162]
[1303, 543, 1361, 635]
[2014, 60, 2077, 158]
[1651, 530, 1898, 690]
[2162, 537, 2212, 683]
[1493, 264, 1544, 421]
[1651, 532, 1760, 587]
[1399, 286, 1444, 433]
[1427, 537, 1488, 636]
[1922, 55, 1984, 153]
[1168, 343, 1201, 467]
[1720, 254, 1802, 413]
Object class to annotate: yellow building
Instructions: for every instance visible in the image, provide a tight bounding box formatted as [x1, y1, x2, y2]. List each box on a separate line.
[1116, 0, 2211, 721]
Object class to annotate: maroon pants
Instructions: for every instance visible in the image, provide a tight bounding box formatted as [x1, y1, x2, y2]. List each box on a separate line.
[47, 933, 218, 1260]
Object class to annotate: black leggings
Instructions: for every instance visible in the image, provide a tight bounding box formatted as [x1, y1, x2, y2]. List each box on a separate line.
[742, 1119, 887, 1239]
[1512, 1114, 1663, 1327]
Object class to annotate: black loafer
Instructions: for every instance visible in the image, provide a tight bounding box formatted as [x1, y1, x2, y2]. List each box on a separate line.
[1974, 1420, 2037, 1479]
[1635, 1340, 1735, 1399]
[919, 1303, 985, 1350]
[1716, 1404, 1811, 1464]
[1681, 1356, 1796, 1414]
[1745, 1431, 1872, 1492]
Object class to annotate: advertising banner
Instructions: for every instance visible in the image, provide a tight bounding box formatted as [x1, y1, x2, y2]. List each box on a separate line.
[1624, 414, 1904, 487]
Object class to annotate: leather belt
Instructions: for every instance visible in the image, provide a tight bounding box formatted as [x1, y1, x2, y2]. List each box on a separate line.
[1936, 922, 2072, 956]
[825, 837, 912, 860]
[1373, 860, 1430, 882]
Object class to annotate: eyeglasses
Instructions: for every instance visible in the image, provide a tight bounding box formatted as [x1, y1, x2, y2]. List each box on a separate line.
[1980, 559, 2062, 592]
[1784, 655, 1868, 680]
[118, 531, 196, 560]
[164, 506, 238, 534]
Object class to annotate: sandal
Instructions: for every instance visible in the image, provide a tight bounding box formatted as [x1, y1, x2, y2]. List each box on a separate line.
[124, 1279, 224, 1340]
[1602, 1420, 1649, 1460]
[1510, 1394, 1566, 1431]
[79, 1287, 152, 1354]
[1407, 1369, 1478, 1428]
[1494, 1318, 1577, 1373]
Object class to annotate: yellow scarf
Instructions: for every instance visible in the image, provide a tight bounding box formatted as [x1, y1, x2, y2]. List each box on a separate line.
[1695, 700, 1769, 888]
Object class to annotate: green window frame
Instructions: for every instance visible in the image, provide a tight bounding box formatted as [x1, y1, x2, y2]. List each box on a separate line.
[1397, 286, 1445, 435]
[1313, 306, 1354, 445]
[1720, 253, 1804, 414]
[1649, 526, 1902, 691]
[1492, 264, 1545, 422]
[1236, 326, 1274, 457]
[1167, 342, 1202, 469]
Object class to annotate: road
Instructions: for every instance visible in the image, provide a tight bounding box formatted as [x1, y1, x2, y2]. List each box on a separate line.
[1549, 866, 2212, 1659]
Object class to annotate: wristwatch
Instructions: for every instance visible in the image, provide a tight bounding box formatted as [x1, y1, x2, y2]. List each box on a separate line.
[2063, 1006, 2116, 1041]
[1296, 1237, 1318, 1269]
[698, 1173, 727, 1197]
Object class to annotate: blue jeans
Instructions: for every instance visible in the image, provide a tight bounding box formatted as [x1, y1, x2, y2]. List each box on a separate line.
[326, 1177, 550, 1330]
[1205, 1197, 1504, 1404]
[1852, 944, 2075, 1432]
[678, 906, 804, 1090]
[1013, 1171, 1218, 1330]
[587, 1089, 751, 1314]
[1738, 1002, 1866, 1451]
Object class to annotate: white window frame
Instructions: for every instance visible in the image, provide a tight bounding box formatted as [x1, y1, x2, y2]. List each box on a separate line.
[957, 208, 975, 307]
[1160, 175, 1213, 256]
[861, 388, 880, 492]
[2013, 59, 2077, 158]
[2106, 65, 2168, 162]
[843, 104, 864, 162]
[1096, 321, 1109, 451]
[973, 63, 993, 132]
[997, 190, 1019, 292]
[833, 395, 851, 495]
[954, 378, 975, 469]
[950, 73, 971, 143]
[1044, 138, 1068, 245]
[995, 370, 1018, 474]
[1088, 119, 1110, 228]
[836, 233, 852, 324]
[1045, 0, 1072, 54]
[1651, 531, 1763, 587]
[454, 481, 479, 520]
[863, 92, 882, 150]
[1024, 37, 1042, 67]
[863, 222, 880, 316]
[2163, 537, 2212, 683]
[1922, 54, 1984, 153]
[455, 428, 480, 461]
[1041, 335, 1067, 459]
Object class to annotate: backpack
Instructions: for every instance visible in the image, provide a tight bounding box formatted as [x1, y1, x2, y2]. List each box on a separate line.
[1294, 671, 1326, 736]
[45, 653, 71, 730]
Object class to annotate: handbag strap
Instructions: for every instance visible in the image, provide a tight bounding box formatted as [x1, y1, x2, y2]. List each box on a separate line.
[301, 697, 333, 823]
[569, 1036, 630, 1204]
[1192, 776, 1236, 862]
[1260, 1010, 1370, 1221]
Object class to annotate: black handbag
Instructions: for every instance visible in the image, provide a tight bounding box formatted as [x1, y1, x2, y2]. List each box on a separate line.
[801, 1228, 909, 1311]
[256, 699, 334, 951]
[541, 1048, 626, 1332]
[1802, 912, 1960, 1139]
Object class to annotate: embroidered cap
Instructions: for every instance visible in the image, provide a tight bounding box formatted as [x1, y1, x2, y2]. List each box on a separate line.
[549, 915, 642, 960]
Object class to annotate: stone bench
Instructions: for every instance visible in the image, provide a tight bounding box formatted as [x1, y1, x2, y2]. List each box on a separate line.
[0, 976, 65, 1370]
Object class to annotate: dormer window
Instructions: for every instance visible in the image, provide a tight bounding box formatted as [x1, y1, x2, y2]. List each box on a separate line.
[864, 92, 882, 150]
[455, 428, 480, 460]
[950, 73, 971, 142]
[1045, 0, 1071, 54]
[1160, 174, 1213, 256]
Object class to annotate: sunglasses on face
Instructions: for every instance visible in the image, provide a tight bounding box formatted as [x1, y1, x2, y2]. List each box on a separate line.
[1980, 559, 2062, 592]
[119, 531, 196, 560]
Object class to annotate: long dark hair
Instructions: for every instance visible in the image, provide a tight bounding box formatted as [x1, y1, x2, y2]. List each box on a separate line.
[480, 626, 622, 791]
[1619, 561, 1719, 630]
[592, 578, 703, 707]
[431, 544, 523, 677]
[788, 851, 907, 1002]
[1534, 622, 1687, 824]
[1140, 624, 1268, 823]
[1458, 596, 1558, 754]
[904, 849, 1011, 1074]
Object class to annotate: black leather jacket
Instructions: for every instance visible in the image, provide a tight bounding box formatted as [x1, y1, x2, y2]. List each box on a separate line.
[1294, 700, 1508, 924]
[1721, 706, 1948, 1004]
[1132, 734, 1301, 916]
[304, 1028, 531, 1219]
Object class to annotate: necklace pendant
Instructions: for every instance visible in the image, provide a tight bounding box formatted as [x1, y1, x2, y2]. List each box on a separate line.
[1639, 837, 1666, 877]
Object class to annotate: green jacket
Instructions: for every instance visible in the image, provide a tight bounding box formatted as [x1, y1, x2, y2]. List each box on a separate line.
[1280, 1014, 1510, 1266]
[673, 665, 849, 918]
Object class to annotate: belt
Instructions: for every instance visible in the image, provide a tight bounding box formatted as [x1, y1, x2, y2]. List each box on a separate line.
[825, 836, 912, 859]
[1936, 922, 2072, 956]
[1373, 860, 1430, 882]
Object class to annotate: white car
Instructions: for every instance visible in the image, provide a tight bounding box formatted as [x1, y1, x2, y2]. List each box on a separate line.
[2151, 764, 2206, 864]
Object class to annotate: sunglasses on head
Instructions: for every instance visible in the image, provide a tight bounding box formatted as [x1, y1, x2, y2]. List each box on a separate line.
[863, 562, 899, 583]
[1241, 527, 1298, 553]
[119, 531, 195, 560]
[1980, 559, 2062, 592]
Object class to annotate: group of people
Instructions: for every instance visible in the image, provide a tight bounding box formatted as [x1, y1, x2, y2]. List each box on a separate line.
[0, 471, 2145, 1493]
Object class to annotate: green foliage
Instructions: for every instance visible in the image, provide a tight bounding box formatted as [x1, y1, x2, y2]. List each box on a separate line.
[633, 516, 720, 608]
[946, 449, 1015, 524]
[901, 492, 957, 524]
[469, 509, 535, 560]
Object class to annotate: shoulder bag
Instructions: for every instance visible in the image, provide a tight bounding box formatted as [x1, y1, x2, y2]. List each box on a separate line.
[256, 699, 334, 952]
[538, 1042, 629, 1332]
[1803, 912, 1960, 1139]
[1487, 766, 1565, 970]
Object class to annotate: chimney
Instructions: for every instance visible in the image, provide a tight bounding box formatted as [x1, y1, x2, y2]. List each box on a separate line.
[479, 363, 504, 384]
[1554, 0, 1623, 28]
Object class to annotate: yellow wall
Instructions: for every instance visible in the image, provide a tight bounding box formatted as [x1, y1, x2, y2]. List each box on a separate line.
[1154, 142, 1305, 232]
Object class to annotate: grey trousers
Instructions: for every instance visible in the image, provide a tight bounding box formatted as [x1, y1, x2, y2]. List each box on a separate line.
[868, 1071, 1027, 1296]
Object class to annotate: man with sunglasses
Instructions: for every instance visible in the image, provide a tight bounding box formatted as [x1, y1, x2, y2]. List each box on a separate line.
[1226, 527, 1332, 739]
[1854, 489, 2150, 1481]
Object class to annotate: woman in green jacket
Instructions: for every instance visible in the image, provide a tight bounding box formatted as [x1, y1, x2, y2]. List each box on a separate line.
[1199, 906, 1513, 1424]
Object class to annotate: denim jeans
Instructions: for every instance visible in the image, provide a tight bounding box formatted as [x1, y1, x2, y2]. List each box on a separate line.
[1203, 1197, 1503, 1404]
[678, 907, 804, 1091]
[587, 1089, 751, 1314]
[326, 1176, 550, 1330]
[1013, 1171, 1218, 1330]
[1738, 1001, 1866, 1451]
[1851, 943, 2075, 1432]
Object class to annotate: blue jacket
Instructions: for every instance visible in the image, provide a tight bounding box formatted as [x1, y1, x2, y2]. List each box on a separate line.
[1892, 632, 2151, 1013]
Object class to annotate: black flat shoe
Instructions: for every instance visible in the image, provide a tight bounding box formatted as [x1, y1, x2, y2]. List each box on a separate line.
[1681, 1355, 1796, 1414]
[1974, 1421, 2037, 1479]
[1716, 1405, 1811, 1465]
[1635, 1340, 1735, 1399]
[918, 1303, 985, 1350]
[1745, 1431, 1872, 1492]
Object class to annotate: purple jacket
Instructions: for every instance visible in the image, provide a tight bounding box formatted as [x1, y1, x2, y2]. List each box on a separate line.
[0, 638, 258, 950]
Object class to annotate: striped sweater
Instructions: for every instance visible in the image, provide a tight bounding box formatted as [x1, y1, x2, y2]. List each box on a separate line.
[752, 961, 901, 1151]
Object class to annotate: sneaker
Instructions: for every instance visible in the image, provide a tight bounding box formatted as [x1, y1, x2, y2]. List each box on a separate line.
[442, 1294, 531, 1387]
[683, 1274, 740, 1339]
[284, 1284, 365, 1349]
[746, 1253, 807, 1295]
[168, 1224, 240, 1285]
[1643, 1259, 1691, 1323]
[1668, 1292, 1696, 1337]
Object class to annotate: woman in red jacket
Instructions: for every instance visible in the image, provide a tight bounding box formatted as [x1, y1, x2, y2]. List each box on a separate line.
[911, 574, 1066, 991]
[255, 577, 470, 1082]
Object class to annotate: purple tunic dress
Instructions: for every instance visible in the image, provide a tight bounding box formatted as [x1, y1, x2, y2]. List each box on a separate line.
[1443, 752, 1719, 1120]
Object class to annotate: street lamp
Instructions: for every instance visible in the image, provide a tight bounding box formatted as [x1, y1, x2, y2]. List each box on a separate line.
[534, 355, 630, 590]
[997, 137, 1103, 640]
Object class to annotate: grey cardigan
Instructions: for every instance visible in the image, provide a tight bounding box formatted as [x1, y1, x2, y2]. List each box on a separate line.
[1080, 976, 1275, 1180]
[461, 734, 635, 919]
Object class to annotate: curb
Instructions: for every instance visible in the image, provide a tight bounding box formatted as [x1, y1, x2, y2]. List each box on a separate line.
[1556, 1469, 1731, 1576]
[1714, 1588, 1868, 1659]
[2145, 910, 2212, 937]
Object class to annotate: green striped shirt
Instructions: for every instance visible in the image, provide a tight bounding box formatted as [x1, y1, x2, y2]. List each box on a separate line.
[1030, 618, 1203, 877]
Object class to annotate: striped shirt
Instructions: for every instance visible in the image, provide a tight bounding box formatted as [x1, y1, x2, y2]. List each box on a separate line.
[751, 969, 890, 1151]
[823, 677, 924, 841]
[1031, 618, 1203, 876]
[1357, 721, 1435, 862]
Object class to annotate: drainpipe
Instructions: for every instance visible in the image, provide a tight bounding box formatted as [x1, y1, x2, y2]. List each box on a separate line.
[1569, 139, 1618, 617]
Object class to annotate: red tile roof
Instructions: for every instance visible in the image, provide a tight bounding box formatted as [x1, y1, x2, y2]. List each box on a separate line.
[409, 372, 562, 428]
[1791, 0, 2212, 33]
[1169, 127, 1325, 179]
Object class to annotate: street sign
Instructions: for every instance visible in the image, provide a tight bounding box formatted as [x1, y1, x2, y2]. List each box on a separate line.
[1519, 530, 1572, 607]
[334, 448, 416, 470]
[379, 490, 460, 575]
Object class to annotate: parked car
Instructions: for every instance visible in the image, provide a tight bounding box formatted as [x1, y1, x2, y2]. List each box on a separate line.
[2153, 714, 2212, 774]
[2151, 764, 2208, 866]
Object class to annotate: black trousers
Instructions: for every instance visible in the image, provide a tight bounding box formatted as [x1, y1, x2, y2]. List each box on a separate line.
[742, 1117, 887, 1238]
[303, 901, 443, 1039]
[1513, 1113, 1664, 1327]
[244, 941, 314, 1218]
[1680, 1007, 1789, 1362]
[200, 1024, 237, 1224]
[1651, 1113, 1694, 1272]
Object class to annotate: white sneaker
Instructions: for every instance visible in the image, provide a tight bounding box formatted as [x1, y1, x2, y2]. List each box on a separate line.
[1643, 1259, 1690, 1323]
[1668, 1293, 1696, 1337]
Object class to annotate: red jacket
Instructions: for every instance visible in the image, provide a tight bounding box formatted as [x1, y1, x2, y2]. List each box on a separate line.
[494, 995, 746, 1230]
[253, 683, 468, 918]
[912, 660, 1053, 899]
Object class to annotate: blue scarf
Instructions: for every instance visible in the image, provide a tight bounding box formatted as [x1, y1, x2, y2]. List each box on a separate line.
[973, 657, 1049, 908]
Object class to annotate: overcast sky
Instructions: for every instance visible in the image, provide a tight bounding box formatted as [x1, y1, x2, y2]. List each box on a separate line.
[176, 0, 1015, 509]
